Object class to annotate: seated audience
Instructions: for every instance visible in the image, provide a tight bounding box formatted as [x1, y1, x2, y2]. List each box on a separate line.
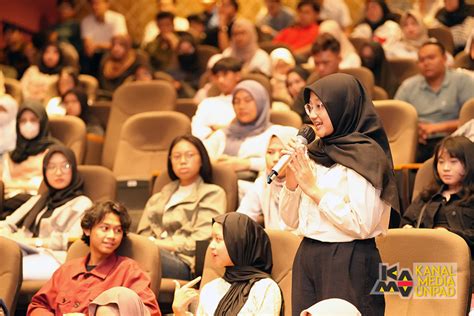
[21, 42, 64, 102]
[351, 0, 402, 52]
[270, 48, 295, 105]
[45, 66, 80, 116]
[191, 57, 242, 140]
[2, 102, 59, 212]
[62, 89, 104, 135]
[0, 71, 18, 157]
[273, 0, 320, 56]
[237, 125, 297, 230]
[395, 40, 474, 162]
[137, 135, 226, 280]
[434, 0, 474, 54]
[359, 41, 400, 98]
[401, 136, 474, 251]
[145, 11, 182, 71]
[172, 212, 282, 315]
[223, 18, 272, 76]
[203, 80, 282, 180]
[187, 13, 208, 43]
[202, 0, 239, 50]
[314, 20, 361, 68]
[81, 0, 128, 75]
[50, 0, 83, 56]
[0, 23, 32, 78]
[318, 0, 353, 31]
[286, 66, 310, 101]
[386, 10, 429, 60]
[27, 201, 161, 316]
[257, 0, 295, 38]
[0, 145, 93, 279]
[142, 0, 190, 46]
[309, 33, 343, 80]
[167, 33, 206, 97]
[98, 35, 144, 92]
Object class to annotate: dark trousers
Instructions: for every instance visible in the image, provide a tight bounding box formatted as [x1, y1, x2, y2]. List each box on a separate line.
[292, 237, 385, 316]
[160, 249, 192, 281]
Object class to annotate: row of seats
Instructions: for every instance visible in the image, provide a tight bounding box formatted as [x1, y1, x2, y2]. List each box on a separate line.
[2, 226, 470, 316]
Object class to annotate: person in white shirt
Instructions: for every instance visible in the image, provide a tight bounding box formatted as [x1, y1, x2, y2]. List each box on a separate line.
[80, 0, 127, 75]
[172, 212, 282, 316]
[191, 57, 242, 140]
[280, 73, 399, 315]
[237, 125, 297, 230]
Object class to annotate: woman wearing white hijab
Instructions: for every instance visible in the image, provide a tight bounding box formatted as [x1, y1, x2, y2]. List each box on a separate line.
[0, 71, 18, 156]
[223, 18, 272, 76]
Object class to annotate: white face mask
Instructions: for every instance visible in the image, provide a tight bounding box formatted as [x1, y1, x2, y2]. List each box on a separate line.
[19, 121, 40, 140]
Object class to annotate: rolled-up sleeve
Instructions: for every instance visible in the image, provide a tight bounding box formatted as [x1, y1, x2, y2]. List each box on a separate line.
[279, 185, 301, 229]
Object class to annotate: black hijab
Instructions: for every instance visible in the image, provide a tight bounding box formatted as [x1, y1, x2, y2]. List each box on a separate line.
[38, 42, 64, 75]
[304, 73, 399, 213]
[435, 0, 468, 27]
[362, 0, 398, 31]
[63, 88, 91, 123]
[10, 101, 59, 163]
[213, 212, 275, 316]
[21, 145, 84, 237]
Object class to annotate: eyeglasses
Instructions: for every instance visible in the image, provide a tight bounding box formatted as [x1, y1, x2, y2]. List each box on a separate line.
[46, 163, 72, 173]
[304, 102, 325, 117]
[170, 152, 198, 162]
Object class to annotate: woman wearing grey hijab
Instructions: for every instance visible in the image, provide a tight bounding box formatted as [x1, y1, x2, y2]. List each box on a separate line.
[204, 79, 277, 178]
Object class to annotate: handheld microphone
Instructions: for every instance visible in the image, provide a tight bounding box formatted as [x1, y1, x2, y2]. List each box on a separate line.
[267, 125, 316, 184]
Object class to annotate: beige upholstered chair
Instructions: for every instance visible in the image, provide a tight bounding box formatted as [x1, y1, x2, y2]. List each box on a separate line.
[78, 74, 99, 101]
[373, 100, 418, 165]
[411, 157, 435, 202]
[428, 27, 455, 54]
[49, 116, 87, 164]
[388, 58, 419, 83]
[196, 45, 221, 72]
[373, 86, 389, 100]
[0, 237, 22, 315]
[66, 233, 161, 297]
[176, 98, 198, 120]
[454, 51, 471, 70]
[376, 228, 470, 316]
[270, 109, 302, 128]
[460, 98, 474, 126]
[4, 77, 22, 104]
[113, 111, 191, 181]
[200, 229, 301, 316]
[102, 81, 177, 169]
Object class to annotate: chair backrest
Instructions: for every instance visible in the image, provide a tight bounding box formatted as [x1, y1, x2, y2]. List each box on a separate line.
[176, 98, 198, 120]
[428, 27, 455, 54]
[152, 163, 238, 213]
[102, 81, 177, 169]
[453, 51, 471, 70]
[258, 41, 292, 55]
[4, 77, 22, 104]
[89, 101, 111, 131]
[411, 157, 435, 201]
[388, 58, 419, 83]
[348, 36, 367, 53]
[374, 100, 418, 165]
[38, 165, 116, 202]
[49, 116, 87, 164]
[340, 67, 375, 99]
[376, 228, 470, 316]
[66, 233, 161, 297]
[373, 85, 389, 100]
[460, 98, 474, 126]
[78, 74, 99, 101]
[270, 109, 302, 128]
[200, 230, 301, 316]
[0, 237, 22, 315]
[113, 111, 191, 180]
[0, 64, 18, 79]
[196, 45, 221, 72]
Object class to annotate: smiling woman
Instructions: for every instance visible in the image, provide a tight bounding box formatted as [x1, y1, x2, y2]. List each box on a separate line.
[137, 134, 226, 280]
[0, 144, 92, 280]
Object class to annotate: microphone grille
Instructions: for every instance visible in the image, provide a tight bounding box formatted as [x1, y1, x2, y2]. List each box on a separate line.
[297, 125, 316, 143]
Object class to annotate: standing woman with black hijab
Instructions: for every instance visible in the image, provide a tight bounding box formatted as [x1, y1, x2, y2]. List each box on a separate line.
[280, 73, 400, 315]
[172, 212, 282, 315]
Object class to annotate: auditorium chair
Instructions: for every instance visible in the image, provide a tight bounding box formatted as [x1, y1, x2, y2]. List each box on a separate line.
[376, 228, 470, 315]
[373, 100, 418, 166]
[460, 98, 474, 126]
[428, 27, 455, 55]
[0, 237, 22, 315]
[454, 51, 471, 70]
[388, 58, 419, 83]
[49, 116, 86, 164]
